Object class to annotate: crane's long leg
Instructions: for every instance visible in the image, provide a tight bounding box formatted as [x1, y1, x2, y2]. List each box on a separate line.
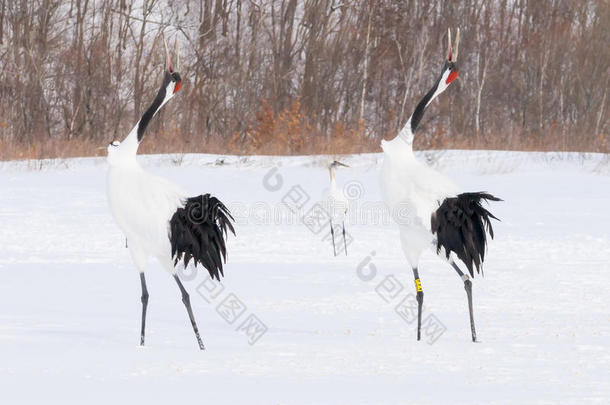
[173, 274, 205, 350]
[412, 267, 423, 341]
[450, 261, 477, 342]
[342, 221, 347, 256]
[139, 272, 149, 346]
[330, 221, 337, 256]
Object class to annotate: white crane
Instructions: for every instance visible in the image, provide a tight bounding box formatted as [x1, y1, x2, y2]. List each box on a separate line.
[326, 160, 349, 256]
[104, 38, 235, 350]
[380, 29, 500, 342]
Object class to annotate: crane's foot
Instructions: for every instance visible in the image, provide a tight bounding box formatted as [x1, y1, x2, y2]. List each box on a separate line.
[330, 222, 337, 256]
[451, 262, 479, 343]
[174, 275, 206, 350]
[342, 222, 347, 256]
[139, 272, 149, 346]
[416, 290, 423, 341]
[464, 279, 477, 342]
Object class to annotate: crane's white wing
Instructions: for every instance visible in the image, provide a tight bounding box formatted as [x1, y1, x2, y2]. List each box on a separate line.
[107, 166, 186, 256]
[380, 149, 460, 232]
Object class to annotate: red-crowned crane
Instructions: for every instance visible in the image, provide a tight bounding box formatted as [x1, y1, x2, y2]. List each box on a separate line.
[380, 29, 500, 342]
[105, 38, 235, 350]
[326, 160, 349, 256]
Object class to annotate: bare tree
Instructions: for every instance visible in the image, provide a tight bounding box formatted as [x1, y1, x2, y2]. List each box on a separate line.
[0, 0, 607, 159]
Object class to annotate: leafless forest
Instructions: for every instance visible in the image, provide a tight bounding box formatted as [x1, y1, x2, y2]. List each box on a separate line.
[0, 0, 607, 160]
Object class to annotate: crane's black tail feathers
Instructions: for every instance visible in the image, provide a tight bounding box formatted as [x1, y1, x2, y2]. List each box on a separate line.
[431, 192, 501, 277]
[169, 194, 235, 281]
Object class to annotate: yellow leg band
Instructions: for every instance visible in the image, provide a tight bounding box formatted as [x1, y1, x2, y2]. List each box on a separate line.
[414, 278, 422, 292]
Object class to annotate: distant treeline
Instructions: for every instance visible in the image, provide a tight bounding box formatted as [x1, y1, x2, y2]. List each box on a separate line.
[0, 0, 607, 160]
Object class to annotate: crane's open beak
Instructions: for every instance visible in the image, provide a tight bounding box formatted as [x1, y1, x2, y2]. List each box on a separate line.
[163, 35, 180, 72]
[447, 28, 460, 62]
[163, 35, 182, 94]
[336, 161, 349, 168]
[446, 28, 460, 84]
[163, 35, 174, 73]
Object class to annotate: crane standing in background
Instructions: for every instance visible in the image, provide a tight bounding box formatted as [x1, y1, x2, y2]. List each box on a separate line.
[326, 160, 349, 256]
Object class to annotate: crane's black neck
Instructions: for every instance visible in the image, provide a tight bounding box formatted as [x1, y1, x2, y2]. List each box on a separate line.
[410, 76, 441, 134]
[136, 72, 171, 142]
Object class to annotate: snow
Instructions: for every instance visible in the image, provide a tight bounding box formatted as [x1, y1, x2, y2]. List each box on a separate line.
[0, 150, 609, 404]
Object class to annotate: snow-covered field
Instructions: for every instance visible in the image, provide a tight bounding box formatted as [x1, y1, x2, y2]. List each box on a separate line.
[1, 151, 609, 404]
